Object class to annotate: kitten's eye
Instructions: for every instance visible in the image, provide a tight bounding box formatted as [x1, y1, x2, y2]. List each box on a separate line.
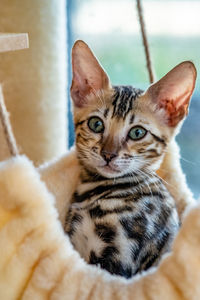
[88, 117, 104, 133]
[128, 126, 147, 140]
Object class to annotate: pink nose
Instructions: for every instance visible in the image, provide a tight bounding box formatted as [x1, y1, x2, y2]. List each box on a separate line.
[101, 150, 117, 163]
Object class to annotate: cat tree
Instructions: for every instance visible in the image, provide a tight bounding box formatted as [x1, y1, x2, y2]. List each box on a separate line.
[0, 32, 200, 300]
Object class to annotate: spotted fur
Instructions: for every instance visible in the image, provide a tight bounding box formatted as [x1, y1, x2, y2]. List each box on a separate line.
[66, 41, 196, 279]
[65, 85, 179, 278]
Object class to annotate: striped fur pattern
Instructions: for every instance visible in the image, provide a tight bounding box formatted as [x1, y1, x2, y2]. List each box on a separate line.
[65, 85, 179, 278]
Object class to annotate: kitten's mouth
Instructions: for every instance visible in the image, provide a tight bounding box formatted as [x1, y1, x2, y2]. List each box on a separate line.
[99, 164, 121, 174]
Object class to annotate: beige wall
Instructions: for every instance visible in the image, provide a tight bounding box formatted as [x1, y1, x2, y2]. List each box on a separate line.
[0, 0, 67, 165]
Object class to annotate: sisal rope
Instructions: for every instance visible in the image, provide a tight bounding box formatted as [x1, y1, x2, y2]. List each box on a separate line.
[0, 87, 18, 156]
[136, 0, 155, 84]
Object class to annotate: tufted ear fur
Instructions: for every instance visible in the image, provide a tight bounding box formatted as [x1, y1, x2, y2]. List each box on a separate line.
[146, 61, 196, 127]
[70, 40, 110, 108]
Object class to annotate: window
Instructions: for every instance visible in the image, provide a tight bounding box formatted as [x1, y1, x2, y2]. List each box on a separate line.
[67, 0, 200, 198]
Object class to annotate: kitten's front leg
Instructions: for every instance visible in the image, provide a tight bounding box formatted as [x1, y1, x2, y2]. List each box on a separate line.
[157, 139, 195, 219]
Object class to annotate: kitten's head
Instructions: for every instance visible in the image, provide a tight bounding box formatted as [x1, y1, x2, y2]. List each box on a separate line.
[70, 40, 196, 178]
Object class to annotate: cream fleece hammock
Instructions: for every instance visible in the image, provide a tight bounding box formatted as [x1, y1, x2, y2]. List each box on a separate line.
[0, 29, 200, 300]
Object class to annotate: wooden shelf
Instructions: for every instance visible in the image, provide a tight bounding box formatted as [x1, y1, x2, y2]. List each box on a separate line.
[0, 33, 29, 53]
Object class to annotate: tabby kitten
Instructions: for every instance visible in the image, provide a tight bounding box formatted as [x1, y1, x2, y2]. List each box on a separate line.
[65, 40, 196, 278]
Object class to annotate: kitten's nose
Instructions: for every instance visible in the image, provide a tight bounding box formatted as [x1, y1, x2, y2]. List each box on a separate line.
[101, 150, 117, 163]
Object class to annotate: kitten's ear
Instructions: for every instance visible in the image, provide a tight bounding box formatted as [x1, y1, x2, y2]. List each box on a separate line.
[146, 61, 196, 127]
[70, 40, 110, 107]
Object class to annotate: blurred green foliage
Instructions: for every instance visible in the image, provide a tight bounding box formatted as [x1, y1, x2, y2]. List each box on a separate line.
[82, 35, 200, 92]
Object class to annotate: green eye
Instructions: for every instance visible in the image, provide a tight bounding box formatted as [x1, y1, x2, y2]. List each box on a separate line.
[88, 117, 104, 133]
[128, 126, 147, 140]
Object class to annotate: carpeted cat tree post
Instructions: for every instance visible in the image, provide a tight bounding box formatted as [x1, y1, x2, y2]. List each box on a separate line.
[0, 0, 67, 165]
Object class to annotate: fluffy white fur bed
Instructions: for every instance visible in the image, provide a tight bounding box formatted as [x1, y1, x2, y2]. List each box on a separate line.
[0, 148, 199, 300]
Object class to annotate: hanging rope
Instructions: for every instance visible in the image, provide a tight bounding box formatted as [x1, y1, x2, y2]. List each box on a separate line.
[136, 0, 155, 84]
[0, 87, 18, 156]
